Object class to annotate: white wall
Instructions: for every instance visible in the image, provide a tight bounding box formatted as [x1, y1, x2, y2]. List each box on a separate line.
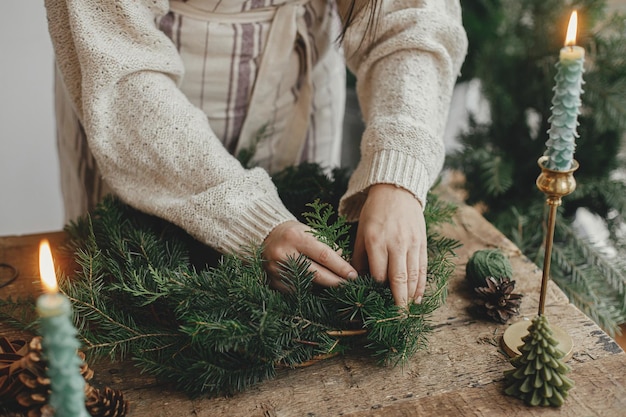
[0, 2, 63, 236]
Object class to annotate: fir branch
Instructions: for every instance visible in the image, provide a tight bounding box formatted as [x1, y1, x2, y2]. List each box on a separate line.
[364, 303, 430, 367]
[585, 12, 626, 133]
[481, 154, 514, 196]
[0, 296, 39, 332]
[573, 178, 626, 222]
[302, 200, 352, 260]
[549, 255, 626, 336]
[559, 225, 626, 296]
[272, 162, 351, 221]
[322, 275, 390, 329]
[277, 254, 329, 322]
[136, 346, 277, 397]
[64, 286, 174, 360]
[423, 191, 458, 228]
[544, 223, 626, 336]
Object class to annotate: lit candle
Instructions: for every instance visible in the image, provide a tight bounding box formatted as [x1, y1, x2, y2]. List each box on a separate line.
[544, 11, 585, 171]
[37, 240, 90, 417]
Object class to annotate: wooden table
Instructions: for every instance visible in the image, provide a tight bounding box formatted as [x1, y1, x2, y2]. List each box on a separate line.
[2, 201, 626, 416]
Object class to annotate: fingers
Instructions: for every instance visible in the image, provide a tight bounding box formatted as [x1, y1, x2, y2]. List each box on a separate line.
[415, 239, 428, 304]
[309, 260, 350, 287]
[363, 231, 387, 284]
[378, 241, 423, 307]
[387, 250, 409, 307]
[356, 229, 424, 307]
[263, 221, 357, 290]
[303, 237, 357, 283]
[263, 209, 428, 308]
[353, 184, 429, 308]
[402, 239, 428, 305]
[266, 258, 346, 291]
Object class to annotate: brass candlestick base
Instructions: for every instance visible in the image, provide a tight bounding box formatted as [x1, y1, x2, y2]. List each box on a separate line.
[502, 156, 579, 359]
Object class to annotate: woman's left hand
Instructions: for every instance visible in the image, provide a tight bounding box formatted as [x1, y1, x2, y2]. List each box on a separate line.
[351, 184, 427, 307]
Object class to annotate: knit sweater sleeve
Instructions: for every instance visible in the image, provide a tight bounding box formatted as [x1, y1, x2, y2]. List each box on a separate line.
[338, 0, 468, 221]
[44, 0, 296, 254]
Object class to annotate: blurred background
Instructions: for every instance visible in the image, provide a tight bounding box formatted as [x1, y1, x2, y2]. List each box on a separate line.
[0, 2, 61, 236]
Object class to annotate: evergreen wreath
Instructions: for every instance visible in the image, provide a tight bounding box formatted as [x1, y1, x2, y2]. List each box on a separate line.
[1, 163, 459, 397]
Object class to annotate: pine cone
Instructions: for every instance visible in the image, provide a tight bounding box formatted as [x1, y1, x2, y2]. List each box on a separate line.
[14, 336, 95, 413]
[14, 337, 52, 412]
[86, 385, 129, 417]
[475, 276, 523, 323]
[1, 336, 40, 410]
[0, 336, 128, 417]
[1, 339, 23, 414]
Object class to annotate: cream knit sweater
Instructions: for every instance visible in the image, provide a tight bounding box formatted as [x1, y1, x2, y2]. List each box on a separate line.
[44, 0, 467, 255]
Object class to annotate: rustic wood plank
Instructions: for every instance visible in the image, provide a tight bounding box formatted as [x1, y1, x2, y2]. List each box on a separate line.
[0, 231, 68, 298]
[343, 355, 626, 417]
[1, 201, 624, 416]
[0, 231, 67, 341]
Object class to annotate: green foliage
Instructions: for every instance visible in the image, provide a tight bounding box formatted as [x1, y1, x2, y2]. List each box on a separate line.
[271, 162, 351, 221]
[546, 224, 626, 331]
[0, 296, 39, 332]
[303, 200, 352, 260]
[2, 163, 459, 397]
[458, 0, 505, 82]
[453, 0, 626, 334]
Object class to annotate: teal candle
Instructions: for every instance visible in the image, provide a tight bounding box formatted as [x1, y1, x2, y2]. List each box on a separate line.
[544, 11, 585, 171]
[37, 240, 90, 417]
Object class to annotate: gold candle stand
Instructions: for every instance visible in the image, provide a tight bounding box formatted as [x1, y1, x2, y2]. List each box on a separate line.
[501, 156, 578, 360]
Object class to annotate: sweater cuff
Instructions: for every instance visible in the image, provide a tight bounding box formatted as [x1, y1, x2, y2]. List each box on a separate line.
[217, 194, 297, 255]
[339, 149, 431, 222]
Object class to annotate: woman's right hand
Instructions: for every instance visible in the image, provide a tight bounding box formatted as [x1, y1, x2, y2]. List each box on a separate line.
[262, 220, 357, 291]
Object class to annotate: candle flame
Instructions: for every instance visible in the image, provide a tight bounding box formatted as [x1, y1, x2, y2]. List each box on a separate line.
[39, 240, 58, 293]
[565, 11, 578, 46]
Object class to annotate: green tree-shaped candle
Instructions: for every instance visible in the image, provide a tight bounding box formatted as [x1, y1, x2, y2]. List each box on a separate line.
[503, 315, 574, 406]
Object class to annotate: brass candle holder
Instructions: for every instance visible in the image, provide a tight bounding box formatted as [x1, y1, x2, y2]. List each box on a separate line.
[501, 156, 578, 360]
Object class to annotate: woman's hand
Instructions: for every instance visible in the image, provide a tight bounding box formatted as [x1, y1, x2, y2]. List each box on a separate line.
[352, 184, 427, 307]
[262, 220, 357, 291]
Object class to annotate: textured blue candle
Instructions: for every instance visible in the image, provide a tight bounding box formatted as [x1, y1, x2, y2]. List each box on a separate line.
[37, 241, 90, 417]
[544, 12, 585, 171]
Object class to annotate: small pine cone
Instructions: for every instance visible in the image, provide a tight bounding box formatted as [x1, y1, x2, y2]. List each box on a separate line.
[0, 335, 108, 417]
[86, 385, 130, 417]
[9, 337, 50, 414]
[475, 276, 523, 324]
[0, 337, 42, 409]
[38, 405, 55, 417]
[25, 336, 93, 381]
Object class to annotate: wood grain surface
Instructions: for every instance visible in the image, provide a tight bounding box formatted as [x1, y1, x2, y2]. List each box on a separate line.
[1, 200, 625, 416]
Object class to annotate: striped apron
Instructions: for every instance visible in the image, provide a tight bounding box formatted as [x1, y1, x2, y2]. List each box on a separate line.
[55, 0, 346, 222]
